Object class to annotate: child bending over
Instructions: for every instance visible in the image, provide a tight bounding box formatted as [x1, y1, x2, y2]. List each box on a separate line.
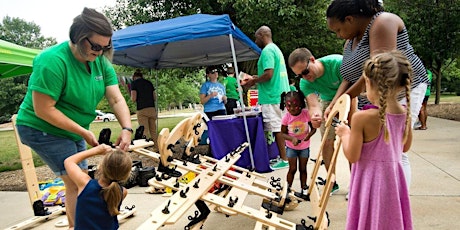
[64, 144, 133, 230]
[280, 90, 316, 199]
[335, 50, 413, 230]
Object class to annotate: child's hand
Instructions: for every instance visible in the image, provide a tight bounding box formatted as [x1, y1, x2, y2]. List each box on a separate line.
[98, 144, 112, 154]
[292, 138, 300, 146]
[334, 121, 350, 138]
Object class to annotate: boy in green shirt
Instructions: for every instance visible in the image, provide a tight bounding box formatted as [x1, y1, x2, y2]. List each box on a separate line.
[223, 66, 239, 114]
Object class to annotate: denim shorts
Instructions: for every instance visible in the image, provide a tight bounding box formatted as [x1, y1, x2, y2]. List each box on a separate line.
[286, 147, 310, 159]
[16, 125, 88, 176]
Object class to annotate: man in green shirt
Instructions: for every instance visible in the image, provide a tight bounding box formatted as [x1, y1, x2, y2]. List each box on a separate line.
[245, 26, 291, 170]
[288, 48, 343, 195]
[223, 66, 239, 114]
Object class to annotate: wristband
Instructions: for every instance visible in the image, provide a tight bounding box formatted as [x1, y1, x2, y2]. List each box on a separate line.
[122, 127, 133, 133]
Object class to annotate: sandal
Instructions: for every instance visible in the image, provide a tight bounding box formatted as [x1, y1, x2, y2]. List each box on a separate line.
[54, 217, 68, 227]
[415, 127, 427, 130]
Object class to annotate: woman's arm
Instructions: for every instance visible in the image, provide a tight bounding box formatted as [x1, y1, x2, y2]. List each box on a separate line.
[324, 80, 351, 120]
[403, 126, 413, 152]
[33, 91, 98, 146]
[64, 144, 112, 193]
[200, 92, 217, 104]
[344, 77, 366, 99]
[369, 13, 402, 56]
[105, 85, 132, 151]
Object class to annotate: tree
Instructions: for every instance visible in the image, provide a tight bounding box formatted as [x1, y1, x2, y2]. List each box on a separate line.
[0, 17, 57, 123]
[385, 0, 460, 104]
[0, 16, 56, 49]
[104, 0, 343, 69]
[217, 0, 343, 58]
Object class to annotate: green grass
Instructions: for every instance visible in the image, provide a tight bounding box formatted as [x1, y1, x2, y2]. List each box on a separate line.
[0, 116, 188, 172]
[428, 94, 460, 103]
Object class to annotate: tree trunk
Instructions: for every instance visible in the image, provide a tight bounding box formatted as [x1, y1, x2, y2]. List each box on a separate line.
[434, 61, 442, 105]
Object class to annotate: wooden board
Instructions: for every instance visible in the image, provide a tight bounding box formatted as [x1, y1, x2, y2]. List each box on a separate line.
[136, 144, 246, 229]
[4, 206, 65, 230]
[307, 94, 350, 230]
[11, 114, 41, 206]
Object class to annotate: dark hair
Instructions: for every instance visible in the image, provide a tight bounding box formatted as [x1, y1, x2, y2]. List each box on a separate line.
[226, 66, 235, 74]
[280, 90, 306, 110]
[69, 7, 114, 59]
[288, 48, 313, 68]
[206, 66, 219, 74]
[326, 0, 384, 22]
[133, 69, 143, 78]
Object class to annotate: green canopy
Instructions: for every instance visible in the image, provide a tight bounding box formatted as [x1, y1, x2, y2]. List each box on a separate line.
[0, 39, 41, 78]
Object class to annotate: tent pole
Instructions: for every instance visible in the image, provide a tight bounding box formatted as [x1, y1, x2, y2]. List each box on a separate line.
[229, 34, 255, 170]
[154, 69, 159, 141]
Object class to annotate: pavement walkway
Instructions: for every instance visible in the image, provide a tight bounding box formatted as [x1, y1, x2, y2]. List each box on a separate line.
[1, 116, 459, 229]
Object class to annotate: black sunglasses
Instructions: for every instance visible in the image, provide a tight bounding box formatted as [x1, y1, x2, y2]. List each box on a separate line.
[85, 37, 112, 52]
[296, 61, 310, 78]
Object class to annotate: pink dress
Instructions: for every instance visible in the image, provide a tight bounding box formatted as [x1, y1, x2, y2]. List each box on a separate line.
[346, 111, 412, 230]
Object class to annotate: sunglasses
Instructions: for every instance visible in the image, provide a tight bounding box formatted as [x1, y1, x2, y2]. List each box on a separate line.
[296, 61, 310, 78]
[207, 69, 218, 74]
[85, 37, 112, 52]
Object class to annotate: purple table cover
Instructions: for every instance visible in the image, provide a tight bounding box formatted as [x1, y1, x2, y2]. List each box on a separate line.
[208, 116, 279, 173]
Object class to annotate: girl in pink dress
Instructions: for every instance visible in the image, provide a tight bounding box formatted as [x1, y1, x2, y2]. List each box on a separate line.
[280, 90, 316, 197]
[335, 51, 413, 230]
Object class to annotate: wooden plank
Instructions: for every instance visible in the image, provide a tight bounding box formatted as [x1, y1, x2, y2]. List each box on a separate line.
[128, 139, 155, 151]
[11, 114, 41, 206]
[136, 144, 246, 229]
[254, 207, 277, 230]
[201, 193, 297, 230]
[214, 171, 257, 216]
[4, 207, 65, 230]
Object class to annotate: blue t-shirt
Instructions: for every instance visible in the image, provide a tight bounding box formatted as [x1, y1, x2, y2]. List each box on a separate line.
[200, 81, 226, 112]
[75, 180, 119, 230]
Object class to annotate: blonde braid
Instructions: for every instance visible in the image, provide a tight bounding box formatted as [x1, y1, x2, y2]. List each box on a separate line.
[364, 51, 413, 143]
[375, 61, 390, 142]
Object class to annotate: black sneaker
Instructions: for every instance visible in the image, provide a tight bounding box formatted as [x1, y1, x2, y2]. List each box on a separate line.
[294, 191, 309, 201]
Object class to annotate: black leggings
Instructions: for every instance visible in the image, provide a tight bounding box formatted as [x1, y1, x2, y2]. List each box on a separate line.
[205, 109, 227, 120]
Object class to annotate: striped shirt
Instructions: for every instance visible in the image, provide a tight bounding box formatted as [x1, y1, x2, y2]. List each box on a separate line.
[340, 12, 429, 109]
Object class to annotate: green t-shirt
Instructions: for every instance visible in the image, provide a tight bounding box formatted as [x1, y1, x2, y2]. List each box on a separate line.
[257, 43, 290, 104]
[223, 75, 239, 100]
[426, 70, 433, 96]
[299, 54, 343, 101]
[16, 41, 118, 141]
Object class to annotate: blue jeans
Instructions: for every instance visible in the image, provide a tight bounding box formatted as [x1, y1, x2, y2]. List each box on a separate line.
[16, 125, 88, 176]
[286, 147, 310, 159]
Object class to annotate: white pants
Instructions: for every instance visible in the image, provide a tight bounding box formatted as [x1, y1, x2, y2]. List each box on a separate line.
[399, 83, 428, 186]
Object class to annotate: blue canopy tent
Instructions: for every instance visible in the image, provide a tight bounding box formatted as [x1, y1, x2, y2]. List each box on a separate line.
[112, 14, 260, 68]
[112, 14, 261, 170]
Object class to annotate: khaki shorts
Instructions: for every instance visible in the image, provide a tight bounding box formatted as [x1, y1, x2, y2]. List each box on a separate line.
[320, 100, 336, 140]
[261, 104, 282, 132]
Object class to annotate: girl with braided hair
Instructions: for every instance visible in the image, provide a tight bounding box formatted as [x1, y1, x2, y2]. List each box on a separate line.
[279, 90, 316, 199]
[335, 50, 413, 229]
[64, 144, 132, 229]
